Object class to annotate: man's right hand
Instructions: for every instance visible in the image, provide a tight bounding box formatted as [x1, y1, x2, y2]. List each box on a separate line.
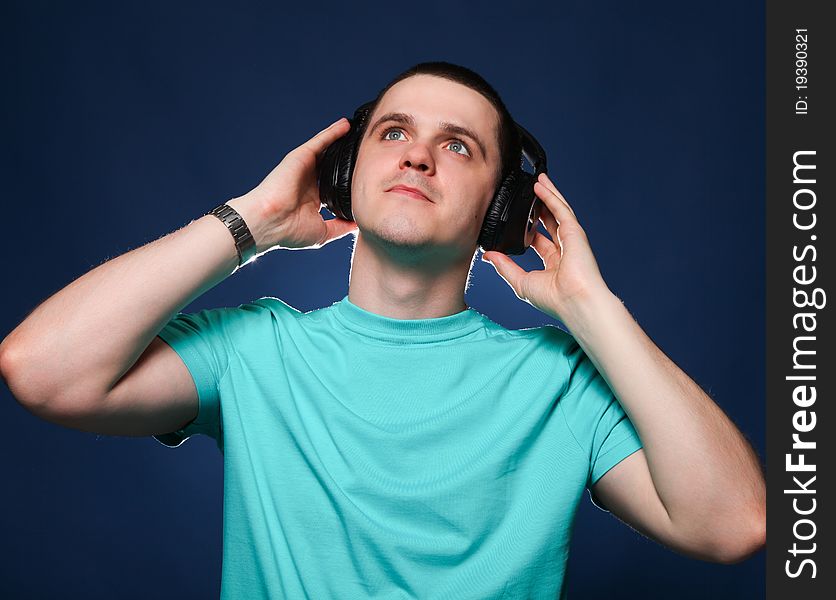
[227, 117, 358, 253]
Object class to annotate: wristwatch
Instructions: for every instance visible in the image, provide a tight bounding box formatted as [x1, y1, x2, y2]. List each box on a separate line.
[207, 202, 258, 268]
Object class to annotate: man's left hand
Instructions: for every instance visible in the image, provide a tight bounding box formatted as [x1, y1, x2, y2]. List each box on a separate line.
[482, 172, 611, 325]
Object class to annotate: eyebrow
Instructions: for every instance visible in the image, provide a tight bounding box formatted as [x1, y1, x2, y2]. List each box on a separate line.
[367, 111, 489, 161]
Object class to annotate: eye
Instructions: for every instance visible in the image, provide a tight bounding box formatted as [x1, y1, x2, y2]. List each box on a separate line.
[381, 128, 406, 142]
[380, 127, 471, 157]
[446, 140, 471, 157]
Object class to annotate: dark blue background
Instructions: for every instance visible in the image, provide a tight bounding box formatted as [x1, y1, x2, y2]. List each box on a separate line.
[1, 1, 765, 597]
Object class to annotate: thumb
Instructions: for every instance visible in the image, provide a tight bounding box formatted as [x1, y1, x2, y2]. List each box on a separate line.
[482, 251, 528, 299]
[306, 117, 351, 156]
[322, 217, 358, 244]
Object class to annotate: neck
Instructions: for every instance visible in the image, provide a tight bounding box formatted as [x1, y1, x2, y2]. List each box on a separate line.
[347, 232, 474, 319]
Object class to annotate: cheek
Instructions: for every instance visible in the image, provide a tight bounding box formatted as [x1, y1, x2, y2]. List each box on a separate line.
[350, 156, 369, 206]
[472, 185, 494, 221]
[471, 201, 489, 234]
[349, 156, 387, 229]
[443, 191, 491, 239]
[350, 146, 384, 205]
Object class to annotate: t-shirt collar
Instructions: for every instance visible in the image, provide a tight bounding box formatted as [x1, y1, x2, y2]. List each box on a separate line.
[332, 294, 485, 343]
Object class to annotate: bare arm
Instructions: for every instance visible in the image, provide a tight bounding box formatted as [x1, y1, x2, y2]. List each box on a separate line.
[482, 172, 765, 563]
[1, 200, 251, 411]
[0, 117, 356, 425]
[578, 291, 765, 564]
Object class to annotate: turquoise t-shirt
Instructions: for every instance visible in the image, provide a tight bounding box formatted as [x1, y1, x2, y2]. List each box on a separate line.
[153, 295, 643, 599]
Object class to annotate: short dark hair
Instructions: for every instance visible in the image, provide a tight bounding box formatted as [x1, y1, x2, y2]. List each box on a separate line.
[359, 61, 520, 192]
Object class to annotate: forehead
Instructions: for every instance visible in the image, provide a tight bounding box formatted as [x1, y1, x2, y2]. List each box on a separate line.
[368, 75, 499, 143]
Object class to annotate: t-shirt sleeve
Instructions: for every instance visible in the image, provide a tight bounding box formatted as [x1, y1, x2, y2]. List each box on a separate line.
[557, 338, 644, 489]
[152, 306, 239, 451]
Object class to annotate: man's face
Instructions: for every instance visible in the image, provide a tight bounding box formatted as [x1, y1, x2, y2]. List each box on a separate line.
[350, 74, 501, 264]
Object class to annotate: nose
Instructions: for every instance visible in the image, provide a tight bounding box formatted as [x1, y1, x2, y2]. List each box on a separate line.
[399, 141, 436, 175]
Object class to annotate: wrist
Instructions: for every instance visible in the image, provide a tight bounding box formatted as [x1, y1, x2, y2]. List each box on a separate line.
[560, 285, 622, 341]
[225, 194, 275, 255]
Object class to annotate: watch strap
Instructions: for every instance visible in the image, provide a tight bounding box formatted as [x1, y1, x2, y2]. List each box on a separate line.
[207, 202, 257, 267]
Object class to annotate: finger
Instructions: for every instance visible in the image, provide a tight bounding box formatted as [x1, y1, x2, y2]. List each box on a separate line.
[539, 172, 574, 216]
[321, 216, 358, 245]
[537, 172, 576, 218]
[538, 203, 560, 240]
[481, 251, 531, 301]
[538, 206, 565, 255]
[315, 117, 346, 136]
[530, 230, 559, 263]
[534, 177, 574, 227]
[304, 117, 351, 156]
[533, 180, 574, 229]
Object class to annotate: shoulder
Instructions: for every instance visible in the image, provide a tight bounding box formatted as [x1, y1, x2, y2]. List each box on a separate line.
[245, 296, 304, 319]
[225, 295, 319, 327]
[491, 319, 614, 411]
[490, 320, 579, 361]
[475, 317, 581, 382]
[167, 296, 305, 340]
[506, 322, 602, 394]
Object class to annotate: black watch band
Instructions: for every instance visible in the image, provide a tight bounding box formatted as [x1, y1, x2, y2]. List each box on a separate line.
[207, 202, 257, 268]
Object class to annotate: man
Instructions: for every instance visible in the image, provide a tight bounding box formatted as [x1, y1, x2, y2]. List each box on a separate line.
[0, 62, 765, 598]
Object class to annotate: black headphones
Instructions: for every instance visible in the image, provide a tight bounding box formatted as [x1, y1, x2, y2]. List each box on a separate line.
[317, 100, 548, 255]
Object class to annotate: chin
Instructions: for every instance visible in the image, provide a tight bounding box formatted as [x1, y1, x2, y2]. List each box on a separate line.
[367, 216, 435, 249]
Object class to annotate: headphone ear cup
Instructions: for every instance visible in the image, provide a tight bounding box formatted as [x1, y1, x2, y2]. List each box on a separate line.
[334, 135, 357, 221]
[514, 171, 542, 251]
[479, 120, 548, 255]
[478, 169, 520, 252]
[479, 170, 541, 256]
[318, 102, 374, 222]
[318, 134, 357, 221]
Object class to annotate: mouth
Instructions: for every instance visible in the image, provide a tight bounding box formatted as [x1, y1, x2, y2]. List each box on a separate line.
[386, 185, 432, 202]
